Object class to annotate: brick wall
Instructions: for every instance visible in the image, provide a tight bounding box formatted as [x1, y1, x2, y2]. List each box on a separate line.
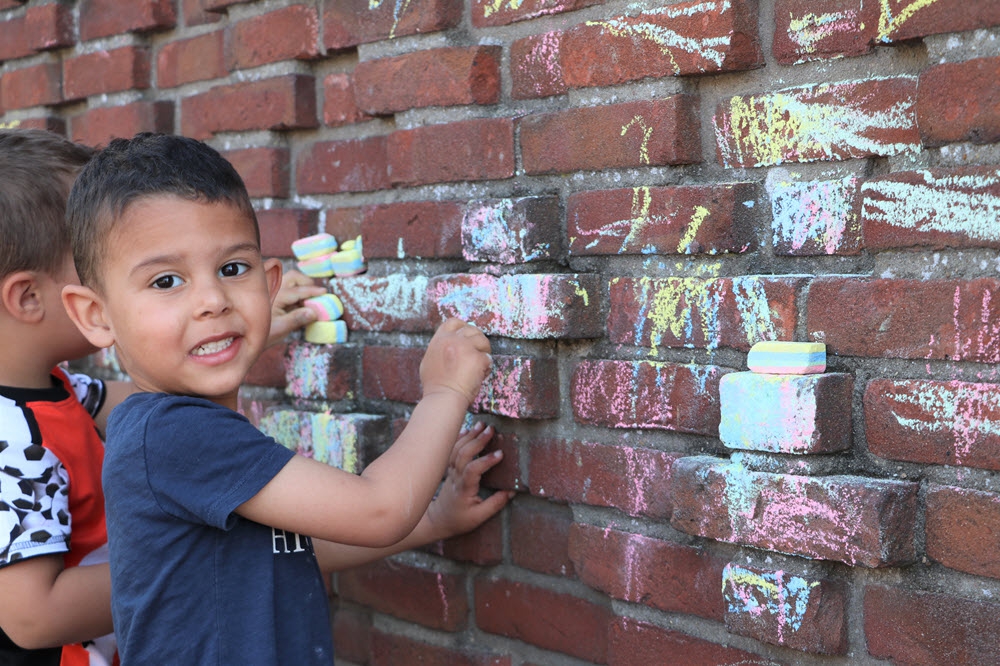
[4, 0, 1000, 663]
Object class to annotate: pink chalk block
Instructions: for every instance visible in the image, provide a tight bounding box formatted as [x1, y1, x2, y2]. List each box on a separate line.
[291, 233, 337, 260]
[297, 254, 336, 278]
[303, 294, 344, 321]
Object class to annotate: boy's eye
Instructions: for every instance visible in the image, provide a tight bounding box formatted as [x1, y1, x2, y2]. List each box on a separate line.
[152, 275, 180, 289]
[220, 262, 250, 278]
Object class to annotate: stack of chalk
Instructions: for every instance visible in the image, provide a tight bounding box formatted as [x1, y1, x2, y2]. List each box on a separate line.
[291, 232, 366, 279]
[746, 340, 826, 375]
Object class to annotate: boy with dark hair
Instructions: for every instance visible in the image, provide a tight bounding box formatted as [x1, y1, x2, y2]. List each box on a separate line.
[61, 133, 506, 664]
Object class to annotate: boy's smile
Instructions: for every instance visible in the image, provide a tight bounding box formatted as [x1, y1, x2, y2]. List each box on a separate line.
[91, 195, 280, 409]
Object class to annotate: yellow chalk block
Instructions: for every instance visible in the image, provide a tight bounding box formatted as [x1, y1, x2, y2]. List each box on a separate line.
[304, 320, 348, 345]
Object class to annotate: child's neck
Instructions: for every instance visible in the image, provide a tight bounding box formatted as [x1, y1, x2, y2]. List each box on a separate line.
[0, 349, 59, 389]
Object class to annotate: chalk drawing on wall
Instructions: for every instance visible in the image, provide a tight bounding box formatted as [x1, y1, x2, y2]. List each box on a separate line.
[768, 173, 861, 255]
[723, 563, 821, 645]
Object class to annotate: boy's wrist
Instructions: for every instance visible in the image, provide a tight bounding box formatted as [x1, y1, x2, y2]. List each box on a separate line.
[419, 386, 476, 411]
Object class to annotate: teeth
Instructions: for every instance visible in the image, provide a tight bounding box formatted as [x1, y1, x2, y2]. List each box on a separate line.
[192, 338, 234, 356]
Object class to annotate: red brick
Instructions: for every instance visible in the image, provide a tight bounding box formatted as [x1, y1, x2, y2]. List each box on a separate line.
[338, 559, 468, 631]
[865, 586, 1000, 665]
[388, 118, 514, 186]
[204, 0, 246, 10]
[285, 342, 359, 401]
[521, 97, 700, 174]
[671, 455, 919, 567]
[918, 57, 1000, 147]
[769, 176, 863, 256]
[79, 0, 176, 40]
[609, 276, 801, 352]
[331, 605, 371, 665]
[806, 277, 1000, 363]
[25, 3, 74, 52]
[430, 273, 601, 339]
[866, 379, 1000, 471]
[362, 345, 423, 403]
[723, 562, 847, 654]
[571, 524, 726, 620]
[325, 207, 362, 243]
[0, 1, 25, 11]
[568, 183, 756, 256]
[1, 62, 61, 110]
[479, 431, 522, 493]
[258, 409, 382, 472]
[182, 0, 224, 27]
[157, 31, 226, 89]
[510, 32, 567, 100]
[223, 147, 290, 199]
[181, 75, 317, 140]
[0, 16, 28, 62]
[354, 46, 500, 115]
[323, 0, 461, 49]
[561, 0, 762, 90]
[926, 485, 1000, 579]
[63, 46, 151, 101]
[462, 196, 561, 264]
[7, 116, 66, 134]
[361, 201, 463, 259]
[370, 630, 510, 666]
[474, 577, 611, 661]
[474, 355, 559, 419]
[423, 512, 503, 566]
[257, 208, 319, 259]
[863, 167, 1000, 250]
[510, 501, 575, 577]
[715, 77, 919, 168]
[472, 0, 601, 27]
[528, 437, 679, 517]
[609, 617, 778, 666]
[227, 5, 320, 70]
[331, 274, 432, 333]
[296, 136, 390, 195]
[70, 101, 173, 148]
[876, 0, 1000, 43]
[244, 342, 287, 388]
[773, 0, 876, 64]
[322, 73, 371, 127]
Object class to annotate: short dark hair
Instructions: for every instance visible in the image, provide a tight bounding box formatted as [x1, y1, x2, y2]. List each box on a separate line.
[68, 133, 258, 289]
[0, 129, 95, 279]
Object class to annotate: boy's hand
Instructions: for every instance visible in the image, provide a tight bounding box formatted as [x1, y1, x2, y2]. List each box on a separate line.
[426, 422, 513, 540]
[420, 318, 492, 405]
[267, 269, 328, 347]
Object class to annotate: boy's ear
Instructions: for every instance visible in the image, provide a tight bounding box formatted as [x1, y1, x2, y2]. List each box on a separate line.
[61, 284, 115, 349]
[0, 271, 44, 323]
[264, 258, 283, 305]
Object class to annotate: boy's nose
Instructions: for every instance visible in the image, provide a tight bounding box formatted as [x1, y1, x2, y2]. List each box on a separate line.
[195, 280, 231, 317]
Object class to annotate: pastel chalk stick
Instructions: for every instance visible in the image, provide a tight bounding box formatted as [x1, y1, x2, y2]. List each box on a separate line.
[291, 233, 337, 260]
[747, 341, 826, 375]
[297, 254, 336, 278]
[303, 294, 344, 321]
[304, 320, 348, 345]
[329, 247, 366, 277]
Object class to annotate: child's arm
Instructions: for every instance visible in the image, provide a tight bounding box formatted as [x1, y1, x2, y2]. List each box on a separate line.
[237, 318, 492, 548]
[0, 556, 111, 649]
[312, 421, 514, 572]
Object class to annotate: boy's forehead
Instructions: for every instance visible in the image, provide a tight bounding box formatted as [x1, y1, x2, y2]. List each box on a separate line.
[119, 195, 258, 233]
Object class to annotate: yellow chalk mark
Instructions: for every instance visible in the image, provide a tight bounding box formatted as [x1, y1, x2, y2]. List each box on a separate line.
[0, 120, 21, 129]
[621, 116, 653, 165]
[483, 0, 523, 18]
[588, 19, 681, 73]
[572, 281, 590, 307]
[678, 205, 710, 253]
[723, 569, 820, 598]
[878, 0, 940, 41]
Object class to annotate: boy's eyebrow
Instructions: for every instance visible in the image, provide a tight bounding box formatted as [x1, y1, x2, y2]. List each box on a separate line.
[128, 242, 263, 277]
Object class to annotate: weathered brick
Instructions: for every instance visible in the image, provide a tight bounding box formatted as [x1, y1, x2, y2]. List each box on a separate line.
[324, 207, 362, 244]
[462, 196, 562, 264]
[0, 15, 28, 62]
[370, 630, 510, 666]
[510, 500, 575, 577]
[257, 208, 318, 259]
[79, 0, 176, 40]
[719, 372, 853, 454]
[258, 409, 383, 473]
[807, 277, 1000, 363]
[769, 175, 862, 255]
[865, 586, 1000, 665]
[430, 273, 601, 339]
[423, 512, 504, 566]
[284, 341, 359, 401]
[63, 46, 151, 101]
[715, 77, 919, 168]
[926, 485, 1000, 579]
[322, 73, 371, 127]
[5, 117, 66, 134]
[203, 0, 246, 10]
[354, 46, 500, 115]
[296, 136, 390, 194]
[863, 167, 1000, 250]
[865, 379, 1000, 471]
[227, 4, 320, 70]
[69, 101, 173, 148]
[918, 56, 1000, 146]
[723, 562, 847, 654]
[481, 431, 523, 492]
[223, 147, 289, 199]
[182, 0, 224, 27]
[510, 32, 567, 100]
[361, 201, 463, 259]
[570, 524, 726, 620]
[362, 345, 423, 404]
[773, 0, 877, 64]
[157, 31, 226, 89]
[472, 0, 601, 27]
[332, 606, 371, 665]
[609, 617, 781, 666]
[244, 343, 287, 388]
[572, 360, 727, 435]
[181, 75, 317, 140]
[875, 0, 1000, 44]
[25, 3, 74, 52]
[338, 560, 468, 631]
[560, 0, 762, 89]
[608, 276, 802, 352]
[323, 0, 461, 49]
[671, 455, 919, 567]
[331, 274, 432, 333]
[1, 62, 61, 110]
[474, 577, 612, 662]
[521, 97, 700, 174]
[474, 355, 560, 419]
[528, 437, 678, 518]
[388, 118, 514, 186]
[567, 183, 756, 256]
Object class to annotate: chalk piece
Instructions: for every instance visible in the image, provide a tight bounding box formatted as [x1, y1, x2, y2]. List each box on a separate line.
[329, 237, 366, 277]
[747, 341, 826, 375]
[304, 320, 348, 345]
[291, 233, 337, 260]
[297, 253, 336, 278]
[303, 294, 344, 321]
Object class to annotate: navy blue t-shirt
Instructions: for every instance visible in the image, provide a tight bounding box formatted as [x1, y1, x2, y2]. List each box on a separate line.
[104, 393, 334, 665]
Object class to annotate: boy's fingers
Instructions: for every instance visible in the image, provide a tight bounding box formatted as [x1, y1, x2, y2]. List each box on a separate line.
[465, 449, 503, 478]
